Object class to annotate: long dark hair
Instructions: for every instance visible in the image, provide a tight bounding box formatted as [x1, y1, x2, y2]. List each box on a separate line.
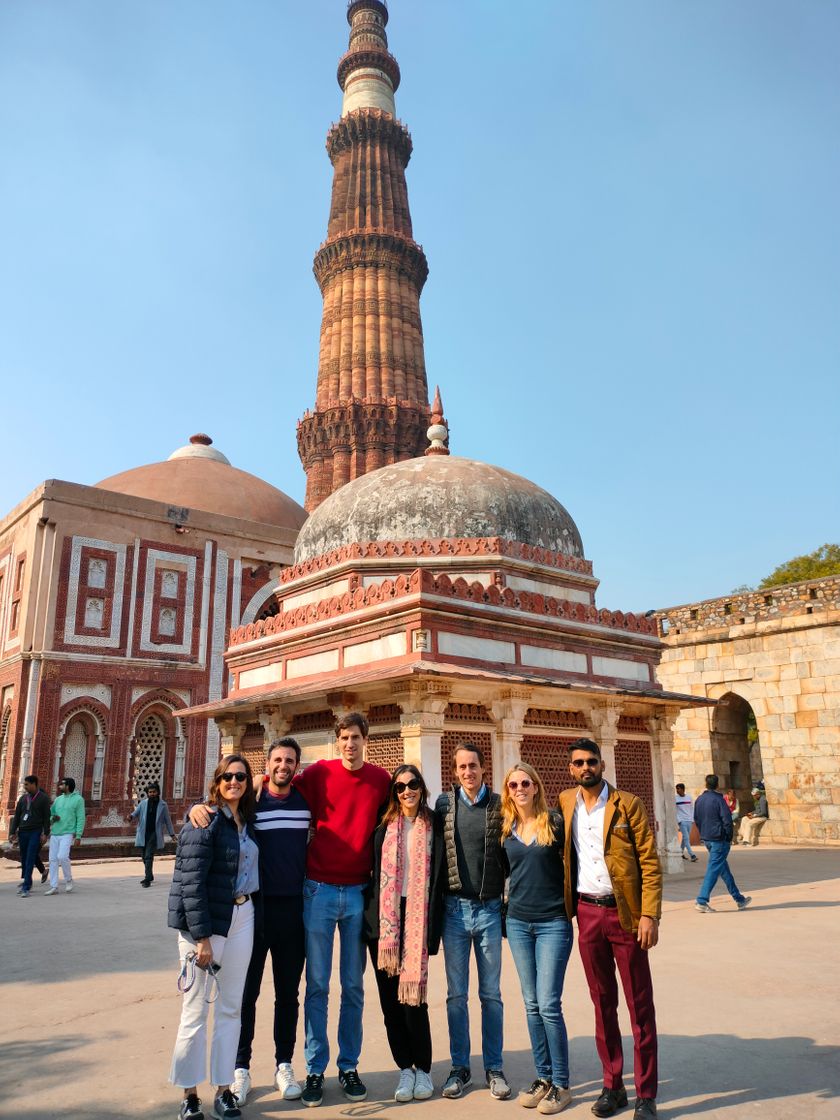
[380, 763, 432, 827]
[207, 753, 256, 822]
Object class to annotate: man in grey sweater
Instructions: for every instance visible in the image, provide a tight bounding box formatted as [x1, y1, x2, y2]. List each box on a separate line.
[435, 743, 509, 1101]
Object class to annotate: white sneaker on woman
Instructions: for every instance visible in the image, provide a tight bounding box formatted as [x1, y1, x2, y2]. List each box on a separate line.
[275, 1063, 302, 1100]
[414, 1070, 434, 1100]
[395, 1069, 416, 1102]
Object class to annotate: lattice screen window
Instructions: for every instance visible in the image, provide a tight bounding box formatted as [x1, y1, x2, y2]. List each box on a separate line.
[64, 719, 88, 792]
[367, 733, 404, 775]
[520, 735, 578, 806]
[441, 730, 493, 792]
[615, 739, 656, 828]
[133, 714, 165, 800]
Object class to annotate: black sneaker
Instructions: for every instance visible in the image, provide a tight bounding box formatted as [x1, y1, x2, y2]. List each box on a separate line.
[339, 1069, 367, 1102]
[302, 1074, 325, 1108]
[442, 1068, 472, 1099]
[179, 1094, 204, 1120]
[213, 1088, 241, 1119]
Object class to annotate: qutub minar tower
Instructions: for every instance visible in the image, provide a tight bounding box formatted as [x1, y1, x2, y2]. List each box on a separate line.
[297, 0, 434, 511]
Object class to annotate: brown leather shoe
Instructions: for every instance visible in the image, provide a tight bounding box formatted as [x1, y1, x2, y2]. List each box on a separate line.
[591, 1088, 629, 1117]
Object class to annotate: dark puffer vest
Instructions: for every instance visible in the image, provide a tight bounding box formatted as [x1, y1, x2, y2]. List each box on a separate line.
[434, 786, 505, 901]
[167, 809, 256, 940]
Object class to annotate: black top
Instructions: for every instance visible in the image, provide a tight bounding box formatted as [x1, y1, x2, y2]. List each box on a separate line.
[502, 810, 567, 922]
[144, 799, 159, 844]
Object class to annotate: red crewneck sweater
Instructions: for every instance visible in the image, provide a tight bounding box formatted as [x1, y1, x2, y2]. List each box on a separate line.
[294, 759, 390, 885]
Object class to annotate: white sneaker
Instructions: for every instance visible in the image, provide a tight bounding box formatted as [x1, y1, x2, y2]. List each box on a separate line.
[65, 882, 74, 893]
[275, 1063, 302, 1100]
[395, 1069, 416, 1103]
[414, 1070, 434, 1100]
[231, 1068, 251, 1105]
[44, 886, 59, 896]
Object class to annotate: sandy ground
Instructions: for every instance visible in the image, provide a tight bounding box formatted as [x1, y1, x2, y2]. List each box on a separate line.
[2, 845, 839, 1120]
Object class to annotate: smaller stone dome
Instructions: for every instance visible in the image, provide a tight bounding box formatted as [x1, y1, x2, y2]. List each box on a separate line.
[96, 436, 307, 530]
[294, 455, 584, 563]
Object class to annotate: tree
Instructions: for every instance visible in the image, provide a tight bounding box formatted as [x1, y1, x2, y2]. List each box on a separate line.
[759, 544, 840, 589]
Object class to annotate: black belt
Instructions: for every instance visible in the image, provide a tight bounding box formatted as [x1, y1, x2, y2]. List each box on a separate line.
[578, 893, 617, 908]
[233, 894, 251, 906]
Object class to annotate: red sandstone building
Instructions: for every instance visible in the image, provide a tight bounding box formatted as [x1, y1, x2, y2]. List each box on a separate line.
[0, 435, 304, 845]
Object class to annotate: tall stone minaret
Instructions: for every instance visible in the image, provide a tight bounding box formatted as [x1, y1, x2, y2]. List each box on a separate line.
[297, 0, 433, 512]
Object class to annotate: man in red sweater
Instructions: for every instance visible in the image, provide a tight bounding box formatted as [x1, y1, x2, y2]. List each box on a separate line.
[294, 712, 390, 1107]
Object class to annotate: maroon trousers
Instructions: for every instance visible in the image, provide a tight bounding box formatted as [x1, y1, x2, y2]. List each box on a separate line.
[576, 901, 658, 1100]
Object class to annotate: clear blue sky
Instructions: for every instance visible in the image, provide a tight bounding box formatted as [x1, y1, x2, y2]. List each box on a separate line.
[1, 1, 838, 611]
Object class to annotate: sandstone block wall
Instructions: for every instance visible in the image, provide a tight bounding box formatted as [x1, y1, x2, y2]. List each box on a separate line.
[655, 577, 840, 845]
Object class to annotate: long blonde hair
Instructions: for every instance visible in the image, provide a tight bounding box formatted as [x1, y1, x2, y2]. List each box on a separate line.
[500, 761, 555, 846]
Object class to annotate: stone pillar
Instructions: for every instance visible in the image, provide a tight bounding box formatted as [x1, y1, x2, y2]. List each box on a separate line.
[589, 701, 622, 786]
[91, 735, 106, 800]
[172, 724, 187, 799]
[650, 708, 683, 873]
[216, 719, 246, 760]
[399, 708, 446, 797]
[490, 689, 532, 787]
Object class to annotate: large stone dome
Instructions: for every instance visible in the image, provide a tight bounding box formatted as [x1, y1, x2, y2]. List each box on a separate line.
[294, 455, 583, 563]
[96, 435, 307, 530]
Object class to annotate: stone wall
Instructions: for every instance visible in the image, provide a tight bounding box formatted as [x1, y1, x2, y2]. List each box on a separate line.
[654, 576, 840, 845]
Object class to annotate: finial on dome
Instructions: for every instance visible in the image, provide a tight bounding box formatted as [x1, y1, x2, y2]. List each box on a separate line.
[190, 433, 213, 446]
[425, 385, 449, 456]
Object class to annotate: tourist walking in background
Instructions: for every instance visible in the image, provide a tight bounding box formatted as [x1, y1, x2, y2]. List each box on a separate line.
[674, 784, 697, 862]
[739, 784, 769, 846]
[45, 776, 85, 895]
[559, 739, 662, 1120]
[436, 743, 510, 1101]
[10, 774, 51, 898]
[131, 781, 176, 887]
[693, 774, 751, 913]
[168, 753, 259, 1120]
[363, 764, 445, 1103]
[501, 763, 573, 1115]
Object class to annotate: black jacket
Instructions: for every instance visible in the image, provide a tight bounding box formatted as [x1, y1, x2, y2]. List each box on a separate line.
[10, 788, 52, 836]
[167, 809, 258, 940]
[435, 785, 505, 901]
[363, 811, 446, 954]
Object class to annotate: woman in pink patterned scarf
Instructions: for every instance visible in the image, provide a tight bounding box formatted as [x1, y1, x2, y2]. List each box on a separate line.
[363, 764, 445, 1103]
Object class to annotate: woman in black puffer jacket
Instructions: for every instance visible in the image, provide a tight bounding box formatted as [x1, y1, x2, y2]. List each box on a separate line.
[168, 754, 259, 1120]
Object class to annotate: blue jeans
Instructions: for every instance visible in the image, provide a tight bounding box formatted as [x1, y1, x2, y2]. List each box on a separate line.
[18, 830, 42, 891]
[678, 821, 695, 858]
[303, 879, 367, 1074]
[442, 896, 504, 1071]
[506, 916, 573, 1086]
[696, 840, 746, 906]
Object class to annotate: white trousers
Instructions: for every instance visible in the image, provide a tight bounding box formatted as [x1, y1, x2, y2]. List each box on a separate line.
[739, 816, 768, 846]
[170, 899, 254, 1090]
[49, 834, 74, 888]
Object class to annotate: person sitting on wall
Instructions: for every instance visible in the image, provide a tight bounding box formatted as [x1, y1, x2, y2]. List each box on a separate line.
[738, 784, 769, 847]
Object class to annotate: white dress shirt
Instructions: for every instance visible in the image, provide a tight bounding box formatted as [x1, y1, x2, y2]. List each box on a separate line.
[571, 782, 614, 896]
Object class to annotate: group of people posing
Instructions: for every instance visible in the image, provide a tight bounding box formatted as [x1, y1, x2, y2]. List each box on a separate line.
[167, 714, 663, 1120]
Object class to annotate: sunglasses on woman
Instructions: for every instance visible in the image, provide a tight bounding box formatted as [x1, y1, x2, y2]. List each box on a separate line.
[394, 778, 421, 794]
[220, 771, 247, 783]
[507, 778, 533, 790]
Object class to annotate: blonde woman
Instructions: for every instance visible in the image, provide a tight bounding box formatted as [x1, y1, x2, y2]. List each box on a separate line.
[501, 762, 573, 1115]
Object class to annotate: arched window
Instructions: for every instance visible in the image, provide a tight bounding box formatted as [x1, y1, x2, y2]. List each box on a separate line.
[133, 713, 166, 800]
[63, 717, 89, 792]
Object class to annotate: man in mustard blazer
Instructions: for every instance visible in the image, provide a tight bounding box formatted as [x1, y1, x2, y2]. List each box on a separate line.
[558, 739, 662, 1120]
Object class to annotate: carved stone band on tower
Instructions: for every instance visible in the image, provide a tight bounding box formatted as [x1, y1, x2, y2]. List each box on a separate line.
[297, 0, 433, 511]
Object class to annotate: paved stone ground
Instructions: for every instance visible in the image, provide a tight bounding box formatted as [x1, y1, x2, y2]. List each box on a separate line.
[3, 845, 838, 1120]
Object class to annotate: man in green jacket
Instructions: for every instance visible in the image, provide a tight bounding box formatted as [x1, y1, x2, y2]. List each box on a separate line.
[46, 776, 86, 895]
